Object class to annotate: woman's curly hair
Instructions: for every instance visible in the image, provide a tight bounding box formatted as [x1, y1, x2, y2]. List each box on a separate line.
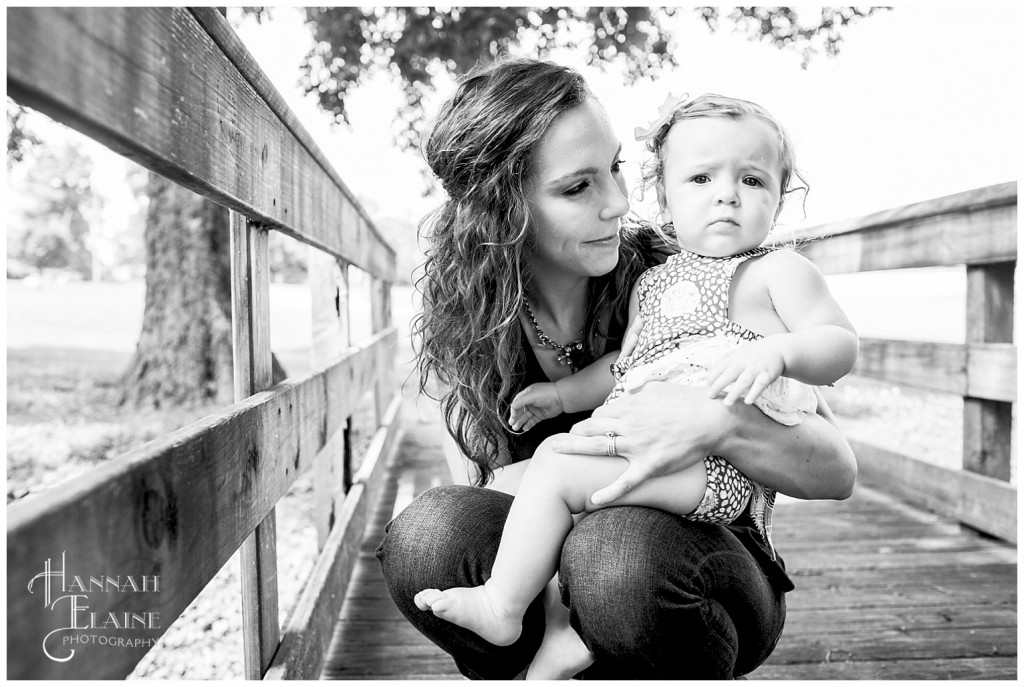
[411, 57, 652, 485]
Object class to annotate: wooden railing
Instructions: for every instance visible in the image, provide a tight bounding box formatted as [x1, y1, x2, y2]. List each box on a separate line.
[7, 8, 401, 679]
[792, 182, 1017, 542]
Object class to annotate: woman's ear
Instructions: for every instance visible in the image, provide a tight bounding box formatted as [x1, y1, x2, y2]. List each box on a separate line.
[656, 182, 672, 224]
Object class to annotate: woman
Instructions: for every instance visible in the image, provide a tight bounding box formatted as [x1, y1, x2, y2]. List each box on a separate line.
[376, 57, 856, 680]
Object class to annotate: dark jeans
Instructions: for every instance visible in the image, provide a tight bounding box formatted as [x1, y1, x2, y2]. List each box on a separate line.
[376, 485, 786, 679]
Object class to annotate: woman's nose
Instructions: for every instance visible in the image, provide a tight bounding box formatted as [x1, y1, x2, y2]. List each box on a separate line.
[600, 177, 630, 220]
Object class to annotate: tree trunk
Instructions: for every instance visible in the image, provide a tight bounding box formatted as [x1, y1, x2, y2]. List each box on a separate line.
[119, 173, 285, 409]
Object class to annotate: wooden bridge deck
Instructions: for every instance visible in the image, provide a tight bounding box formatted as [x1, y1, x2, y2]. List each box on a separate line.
[322, 409, 1017, 680]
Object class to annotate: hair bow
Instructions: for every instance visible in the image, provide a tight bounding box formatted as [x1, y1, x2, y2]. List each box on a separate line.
[633, 92, 690, 142]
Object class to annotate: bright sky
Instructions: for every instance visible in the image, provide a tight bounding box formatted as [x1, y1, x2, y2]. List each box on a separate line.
[17, 5, 1018, 236]
[4, 5, 1021, 346]
[225, 4, 1020, 234]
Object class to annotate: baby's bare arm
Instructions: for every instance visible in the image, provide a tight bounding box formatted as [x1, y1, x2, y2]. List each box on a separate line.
[708, 250, 858, 405]
[553, 352, 618, 413]
[763, 250, 859, 385]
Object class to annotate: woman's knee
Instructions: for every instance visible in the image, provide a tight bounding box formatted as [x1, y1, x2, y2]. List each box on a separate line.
[560, 508, 677, 615]
[377, 485, 510, 592]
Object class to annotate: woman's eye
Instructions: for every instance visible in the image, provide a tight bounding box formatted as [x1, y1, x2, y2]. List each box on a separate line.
[563, 181, 589, 197]
[611, 158, 626, 174]
[743, 176, 764, 187]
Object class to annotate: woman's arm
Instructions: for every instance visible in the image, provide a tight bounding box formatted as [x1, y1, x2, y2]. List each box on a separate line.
[713, 386, 856, 499]
[551, 382, 856, 505]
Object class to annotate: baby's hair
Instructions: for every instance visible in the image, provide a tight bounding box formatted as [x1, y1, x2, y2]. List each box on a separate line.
[640, 94, 809, 235]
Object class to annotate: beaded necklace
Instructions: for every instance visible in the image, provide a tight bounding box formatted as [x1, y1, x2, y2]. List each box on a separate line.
[522, 298, 585, 373]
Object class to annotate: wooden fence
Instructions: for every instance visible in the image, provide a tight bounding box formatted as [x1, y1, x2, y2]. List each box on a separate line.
[792, 182, 1017, 542]
[7, 7, 400, 679]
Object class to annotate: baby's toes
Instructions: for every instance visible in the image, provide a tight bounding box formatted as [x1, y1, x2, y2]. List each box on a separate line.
[414, 588, 445, 611]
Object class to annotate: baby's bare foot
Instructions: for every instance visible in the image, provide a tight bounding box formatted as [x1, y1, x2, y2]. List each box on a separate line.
[414, 583, 523, 646]
[526, 579, 593, 680]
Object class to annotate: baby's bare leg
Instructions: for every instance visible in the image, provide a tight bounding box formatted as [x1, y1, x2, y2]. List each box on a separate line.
[415, 440, 581, 645]
[416, 439, 710, 647]
[526, 574, 593, 680]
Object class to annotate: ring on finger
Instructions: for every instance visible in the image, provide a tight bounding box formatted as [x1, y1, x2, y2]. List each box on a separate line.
[605, 430, 618, 457]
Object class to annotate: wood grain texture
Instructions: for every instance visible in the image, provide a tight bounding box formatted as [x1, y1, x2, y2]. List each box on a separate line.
[6, 7, 395, 278]
[965, 343, 1016, 402]
[795, 203, 1016, 273]
[851, 440, 1016, 543]
[778, 182, 1016, 274]
[265, 394, 402, 679]
[963, 262, 1015, 481]
[321, 421, 1016, 680]
[311, 254, 351, 551]
[370, 276, 392, 426]
[230, 215, 281, 678]
[323, 406, 457, 680]
[854, 339, 1015, 401]
[6, 330, 395, 679]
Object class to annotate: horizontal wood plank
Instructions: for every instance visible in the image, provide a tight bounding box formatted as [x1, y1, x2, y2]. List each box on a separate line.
[5, 330, 396, 679]
[854, 339, 1016, 401]
[797, 204, 1016, 273]
[767, 625, 1015, 664]
[781, 182, 1017, 273]
[777, 604, 1016, 634]
[6, 7, 395, 279]
[850, 440, 1016, 543]
[265, 394, 402, 680]
[751, 657, 1017, 680]
[800, 182, 1017, 239]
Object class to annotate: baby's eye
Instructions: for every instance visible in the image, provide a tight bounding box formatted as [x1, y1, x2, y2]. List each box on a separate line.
[691, 174, 710, 184]
[743, 176, 764, 187]
[611, 158, 626, 174]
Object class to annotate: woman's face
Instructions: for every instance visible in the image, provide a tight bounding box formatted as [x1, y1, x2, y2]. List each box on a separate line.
[526, 98, 630, 280]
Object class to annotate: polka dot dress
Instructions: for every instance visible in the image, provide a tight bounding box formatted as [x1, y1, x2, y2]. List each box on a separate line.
[616, 247, 769, 377]
[605, 246, 812, 558]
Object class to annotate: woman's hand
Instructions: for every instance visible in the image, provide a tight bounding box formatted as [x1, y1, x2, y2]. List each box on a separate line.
[550, 383, 728, 506]
[549, 382, 856, 504]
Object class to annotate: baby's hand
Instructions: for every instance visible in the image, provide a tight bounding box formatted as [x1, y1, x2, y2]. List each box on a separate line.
[509, 383, 565, 432]
[705, 338, 785, 407]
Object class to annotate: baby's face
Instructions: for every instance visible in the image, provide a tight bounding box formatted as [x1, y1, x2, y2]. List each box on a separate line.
[657, 116, 783, 258]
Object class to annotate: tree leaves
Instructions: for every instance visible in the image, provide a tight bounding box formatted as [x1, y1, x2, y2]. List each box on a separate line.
[244, 6, 885, 151]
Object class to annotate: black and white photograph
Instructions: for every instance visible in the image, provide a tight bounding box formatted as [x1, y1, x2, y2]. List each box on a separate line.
[5, 5, 1018, 680]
